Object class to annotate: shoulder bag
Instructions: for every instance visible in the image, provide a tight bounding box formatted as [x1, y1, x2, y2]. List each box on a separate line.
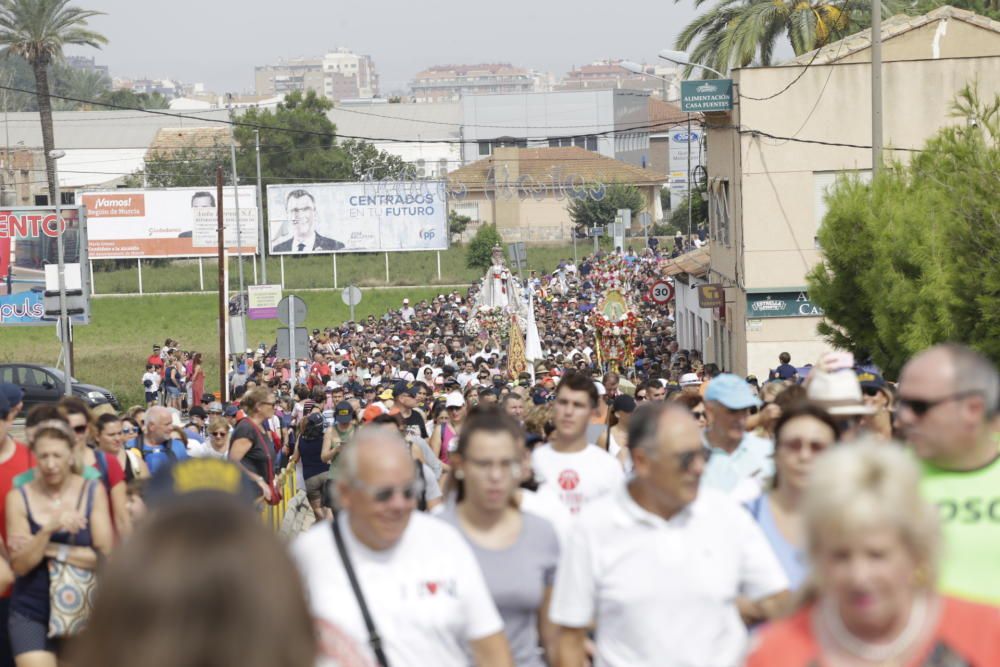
[244, 418, 283, 506]
[332, 514, 391, 667]
[47, 481, 98, 638]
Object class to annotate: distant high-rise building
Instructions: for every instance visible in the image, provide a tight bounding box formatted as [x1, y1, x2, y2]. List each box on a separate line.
[409, 64, 539, 103]
[65, 55, 109, 78]
[557, 60, 678, 99]
[255, 49, 378, 101]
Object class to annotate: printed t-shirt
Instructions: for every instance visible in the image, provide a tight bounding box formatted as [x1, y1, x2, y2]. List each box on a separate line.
[745, 596, 1000, 667]
[531, 443, 625, 515]
[291, 512, 503, 667]
[919, 452, 1000, 605]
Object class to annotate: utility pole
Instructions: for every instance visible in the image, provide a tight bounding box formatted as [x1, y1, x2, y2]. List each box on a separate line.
[216, 167, 227, 402]
[255, 129, 267, 284]
[226, 95, 247, 342]
[687, 113, 693, 245]
[871, 0, 883, 175]
[50, 150, 72, 394]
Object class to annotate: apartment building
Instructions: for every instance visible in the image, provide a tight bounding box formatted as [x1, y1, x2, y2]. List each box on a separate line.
[410, 64, 539, 103]
[255, 50, 379, 101]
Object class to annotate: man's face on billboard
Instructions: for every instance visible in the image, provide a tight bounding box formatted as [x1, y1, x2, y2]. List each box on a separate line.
[287, 194, 316, 239]
[191, 195, 214, 208]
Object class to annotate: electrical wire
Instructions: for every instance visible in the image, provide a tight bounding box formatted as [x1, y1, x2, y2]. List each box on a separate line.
[737, 42, 824, 101]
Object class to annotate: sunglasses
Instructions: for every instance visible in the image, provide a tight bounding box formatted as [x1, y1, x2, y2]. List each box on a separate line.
[778, 438, 830, 454]
[352, 479, 424, 504]
[674, 447, 712, 471]
[898, 390, 980, 417]
[861, 386, 881, 397]
[72, 424, 88, 434]
[211, 431, 228, 437]
[121, 427, 137, 435]
[691, 410, 707, 420]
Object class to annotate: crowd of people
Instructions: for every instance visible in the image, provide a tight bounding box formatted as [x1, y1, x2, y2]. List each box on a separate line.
[0, 248, 997, 667]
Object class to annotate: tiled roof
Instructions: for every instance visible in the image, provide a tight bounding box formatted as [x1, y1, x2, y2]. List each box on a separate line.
[662, 246, 710, 277]
[448, 146, 668, 188]
[146, 127, 230, 157]
[649, 99, 696, 130]
[786, 5, 1000, 65]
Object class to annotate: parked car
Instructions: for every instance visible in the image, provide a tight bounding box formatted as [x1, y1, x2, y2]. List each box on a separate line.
[0, 363, 120, 413]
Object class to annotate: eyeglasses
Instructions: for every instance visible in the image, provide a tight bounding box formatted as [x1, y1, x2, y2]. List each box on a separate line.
[673, 447, 712, 471]
[121, 427, 137, 435]
[72, 424, 88, 434]
[464, 458, 522, 478]
[351, 479, 424, 503]
[778, 438, 830, 454]
[211, 431, 228, 437]
[260, 401, 276, 407]
[898, 390, 981, 417]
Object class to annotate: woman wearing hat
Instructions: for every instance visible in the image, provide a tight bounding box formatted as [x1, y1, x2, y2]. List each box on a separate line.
[596, 395, 637, 473]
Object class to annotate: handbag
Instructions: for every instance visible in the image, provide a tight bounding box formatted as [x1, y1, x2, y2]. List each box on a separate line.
[47, 481, 98, 638]
[332, 514, 391, 667]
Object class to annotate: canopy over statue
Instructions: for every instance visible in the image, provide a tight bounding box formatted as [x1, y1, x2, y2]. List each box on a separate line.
[468, 245, 529, 343]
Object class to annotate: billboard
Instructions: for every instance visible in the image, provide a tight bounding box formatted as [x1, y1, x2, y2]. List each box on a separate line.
[81, 187, 258, 259]
[266, 181, 448, 254]
[0, 206, 90, 326]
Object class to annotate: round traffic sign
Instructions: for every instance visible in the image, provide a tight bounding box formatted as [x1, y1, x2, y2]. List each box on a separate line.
[341, 286, 362, 307]
[649, 280, 674, 304]
[277, 295, 308, 326]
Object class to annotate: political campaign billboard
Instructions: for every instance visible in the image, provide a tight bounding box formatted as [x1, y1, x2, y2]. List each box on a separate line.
[0, 206, 90, 326]
[266, 181, 448, 254]
[81, 187, 258, 259]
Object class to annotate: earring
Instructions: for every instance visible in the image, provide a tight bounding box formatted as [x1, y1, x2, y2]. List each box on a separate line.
[454, 470, 465, 480]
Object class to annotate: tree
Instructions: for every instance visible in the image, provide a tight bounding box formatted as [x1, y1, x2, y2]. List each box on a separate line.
[807, 86, 1000, 376]
[448, 210, 470, 243]
[668, 190, 708, 235]
[567, 183, 645, 237]
[51, 64, 108, 109]
[675, 0, 904, 76]
[97, 88, 169, 110]
[0, 0, 107, 203]
[466, 223, 503, 272]
[339, 138, 416, 180]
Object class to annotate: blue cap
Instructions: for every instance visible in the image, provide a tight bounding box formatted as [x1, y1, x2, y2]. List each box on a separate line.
[704, 373, 762, 410]
[333, 401, 354, 425]
[145, 458, 260, 510]
[0, 389, 9, 418]
[0, 383, 23, 410]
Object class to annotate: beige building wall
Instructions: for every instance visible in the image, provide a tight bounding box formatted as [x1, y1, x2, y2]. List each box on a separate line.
[707, 21, 1000, 376]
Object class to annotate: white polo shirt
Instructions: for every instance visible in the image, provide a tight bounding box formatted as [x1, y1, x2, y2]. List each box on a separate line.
[291, 512, 503, 667]
[549, 485, 788, 667]
[531, 443, 625, 515]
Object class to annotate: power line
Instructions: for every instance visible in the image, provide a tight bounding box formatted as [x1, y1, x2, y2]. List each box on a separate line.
[738, 47, 823, 102]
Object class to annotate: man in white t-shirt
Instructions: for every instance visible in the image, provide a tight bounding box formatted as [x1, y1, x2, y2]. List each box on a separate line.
[400, 298, 416, 322]
[550, 402, 789, 667]
[532, 371, 624, 515]
[291, 428, 513, 667]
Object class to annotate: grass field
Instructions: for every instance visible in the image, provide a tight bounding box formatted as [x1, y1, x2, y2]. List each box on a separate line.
[90, 242, 615, 294]
[0, 287, 444, 410]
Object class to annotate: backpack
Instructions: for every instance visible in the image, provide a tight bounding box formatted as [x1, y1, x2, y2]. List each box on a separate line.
[137, 432, 178, 464]
[414, 459, 428, 512]
[301, 413, 325, 441]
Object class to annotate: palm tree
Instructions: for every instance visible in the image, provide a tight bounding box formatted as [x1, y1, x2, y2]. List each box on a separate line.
[0, 0, 106, 203]
[675, 0, 901, 77]
[53, 64, 110, 109]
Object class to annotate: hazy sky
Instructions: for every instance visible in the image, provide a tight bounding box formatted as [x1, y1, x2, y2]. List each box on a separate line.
[66, 0, 706, 94]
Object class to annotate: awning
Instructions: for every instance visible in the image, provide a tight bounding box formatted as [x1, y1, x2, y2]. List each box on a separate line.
[661, 245, 710, 277]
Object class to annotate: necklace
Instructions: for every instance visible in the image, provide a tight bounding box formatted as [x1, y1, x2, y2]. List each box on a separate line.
[820, 594, 928, 664]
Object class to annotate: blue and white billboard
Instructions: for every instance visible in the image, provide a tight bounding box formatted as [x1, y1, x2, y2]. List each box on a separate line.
[266, 181, 448, 254]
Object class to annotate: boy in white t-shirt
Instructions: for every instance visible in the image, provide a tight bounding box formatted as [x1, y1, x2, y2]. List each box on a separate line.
[532, 372, 624, 515]
[142, 364, 161, 406]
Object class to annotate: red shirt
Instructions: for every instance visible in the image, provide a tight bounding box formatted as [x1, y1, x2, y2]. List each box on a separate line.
[746, 597, 1000, 667]
[147, 353, 165, 378]
[0, 440, 35, 597]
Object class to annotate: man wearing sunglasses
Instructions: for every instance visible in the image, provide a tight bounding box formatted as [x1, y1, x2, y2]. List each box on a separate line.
[290, 429, 513, 667]
[550, 402, 788, 667]
[897, 343, 1000, 606]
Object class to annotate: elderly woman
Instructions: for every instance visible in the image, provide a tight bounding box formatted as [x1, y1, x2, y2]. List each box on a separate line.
[746, 440, 1000, 666]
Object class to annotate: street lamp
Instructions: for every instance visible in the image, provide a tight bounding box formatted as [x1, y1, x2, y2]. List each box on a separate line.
[49, 149, 72, 394]
[657, 49, 726, 79]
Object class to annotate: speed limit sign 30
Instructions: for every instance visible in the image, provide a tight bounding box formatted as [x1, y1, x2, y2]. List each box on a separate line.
[650, 280, 674, 304]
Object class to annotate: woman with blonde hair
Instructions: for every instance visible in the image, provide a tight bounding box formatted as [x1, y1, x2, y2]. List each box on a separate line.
[746, 440, 1000, 666]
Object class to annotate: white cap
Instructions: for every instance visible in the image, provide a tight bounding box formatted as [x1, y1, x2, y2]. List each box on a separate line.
[679, 373, 701, 387]
[325, 380, 341, 390]
[594, 381, 607, 396]
[403, 298, 410, 304]
[445, 392, 465, 408]
[806, 370, 876, 416]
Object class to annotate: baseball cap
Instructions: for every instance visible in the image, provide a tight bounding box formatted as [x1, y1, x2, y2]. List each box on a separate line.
[0, 383, 24, 409]
[188, 406, 207, 420]
[403, 298, 409, 304]
[223, 405, 240, 417]
[704, 374, 763, 410]
[612, 394, 637, 413]
[445, 392, 465, 408]
[378, 389, 394, 401]
[0, 390, 9, 418]
[594, 381, 607, 396]
[856, 369, 885, 390]
[144, 458, 259, 510]
[334, 401, 355, 425]
[207, 402, 224, 414]
[679, 373, 701, 387]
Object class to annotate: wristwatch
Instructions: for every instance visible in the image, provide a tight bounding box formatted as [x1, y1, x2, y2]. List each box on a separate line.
[56, 545, 69, 563]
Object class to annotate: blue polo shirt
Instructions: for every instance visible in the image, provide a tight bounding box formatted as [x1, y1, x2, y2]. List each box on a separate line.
[700, 432, 774, 498]
[141, 438, 190, 474]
